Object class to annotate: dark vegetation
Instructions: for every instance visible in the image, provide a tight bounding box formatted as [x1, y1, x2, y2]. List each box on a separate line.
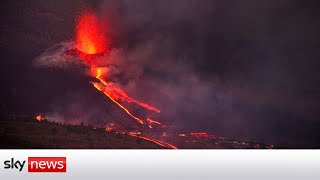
[0, 115, 165, 149]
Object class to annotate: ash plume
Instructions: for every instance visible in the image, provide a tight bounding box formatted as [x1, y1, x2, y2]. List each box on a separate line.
[30, 0, 320, 147]
[33, 0, 231, 129]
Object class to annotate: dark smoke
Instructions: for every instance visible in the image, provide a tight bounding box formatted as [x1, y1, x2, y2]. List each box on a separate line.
[2, 0, 320, 147]
[33, 0, 232, 133]
[95, 0, 320, 147]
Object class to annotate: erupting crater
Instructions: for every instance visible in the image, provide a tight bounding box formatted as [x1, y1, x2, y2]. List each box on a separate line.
[75, 11, 108, 55]
[74, 11, 163, 130]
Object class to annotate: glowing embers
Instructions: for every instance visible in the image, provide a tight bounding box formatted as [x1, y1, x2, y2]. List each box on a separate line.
[75, 11, 108, 55]
[190, 132, 225, 140]
[36, 115, 44, 122]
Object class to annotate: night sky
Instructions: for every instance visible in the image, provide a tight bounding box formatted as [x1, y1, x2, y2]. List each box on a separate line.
[1, 0, 320, 148]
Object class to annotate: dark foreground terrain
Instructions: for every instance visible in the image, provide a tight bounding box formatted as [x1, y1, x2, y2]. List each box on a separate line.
[0, 115, 276, 149]
[0, 115, 166, 149]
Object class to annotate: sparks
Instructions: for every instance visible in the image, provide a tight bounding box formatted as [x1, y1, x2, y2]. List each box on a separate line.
[75, 11, 107, 55]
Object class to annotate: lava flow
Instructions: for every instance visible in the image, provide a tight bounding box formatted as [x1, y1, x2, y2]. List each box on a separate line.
[93, 68, 160, 113]
[190, 132, 225, 140]
[73, 10, 178, 149]
[75, 11, 160, 126]
[92, 81, 145, 125]
[129, 134, 178, 149]
[147, 118, 165, 128]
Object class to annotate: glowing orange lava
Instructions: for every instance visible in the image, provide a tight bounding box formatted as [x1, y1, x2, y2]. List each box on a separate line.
[92, 67, 161, 125]
[75, 11, 107, 55]
[130, 134, 178, 149]
[74, 10, 163, 130]
[92, 82, 144, 124]
[94, 68, 159, 113]
[95, 68, 108, 85]
[36, 115, 43, 121]
[147, 118, 162, 125]
[190, 132, 225, 140]
[147, 118, 164, 128]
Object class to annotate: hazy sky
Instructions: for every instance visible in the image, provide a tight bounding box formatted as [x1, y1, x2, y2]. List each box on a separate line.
[1, 0, 319, 147]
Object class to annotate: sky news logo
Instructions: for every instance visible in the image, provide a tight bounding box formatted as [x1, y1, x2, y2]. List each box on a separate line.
[3, 157, 66, 172]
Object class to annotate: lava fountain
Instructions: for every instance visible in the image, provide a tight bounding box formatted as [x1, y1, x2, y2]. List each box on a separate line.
[73, 11, 176, 149]
[75, 11, 107, 55]
[75, 11, 160, 126]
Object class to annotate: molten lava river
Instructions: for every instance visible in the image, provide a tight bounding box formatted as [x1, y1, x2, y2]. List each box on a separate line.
[74, 11, 176, 149]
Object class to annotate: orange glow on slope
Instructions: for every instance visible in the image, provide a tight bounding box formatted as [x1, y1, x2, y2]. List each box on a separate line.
[75, 11, 107, 55]
[130, 134, 178, 149]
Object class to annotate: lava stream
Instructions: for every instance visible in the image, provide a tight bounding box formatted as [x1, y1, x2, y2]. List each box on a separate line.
[130, 134, 178, 149]
[190, 132, 225, 140]
[147, 118, 162, 125]
[95, 68, 108, 85]
[94, 68, 160, 113]
[92, 67, 162, 125]
[75, 11, 160, 126]
[147, 118, 165, 128]
[92, 82, 144, 124]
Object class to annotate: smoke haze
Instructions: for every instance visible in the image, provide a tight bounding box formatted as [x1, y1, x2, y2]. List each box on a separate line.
[1, 0, 320, 147]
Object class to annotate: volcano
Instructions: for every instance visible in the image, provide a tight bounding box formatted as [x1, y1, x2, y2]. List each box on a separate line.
[73, 11, 162, 128]
[31, 10, 276, 150]
[33, 10, 176, 148]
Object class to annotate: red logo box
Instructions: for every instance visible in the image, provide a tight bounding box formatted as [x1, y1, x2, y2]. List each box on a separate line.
[28, 157, 66, 172]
